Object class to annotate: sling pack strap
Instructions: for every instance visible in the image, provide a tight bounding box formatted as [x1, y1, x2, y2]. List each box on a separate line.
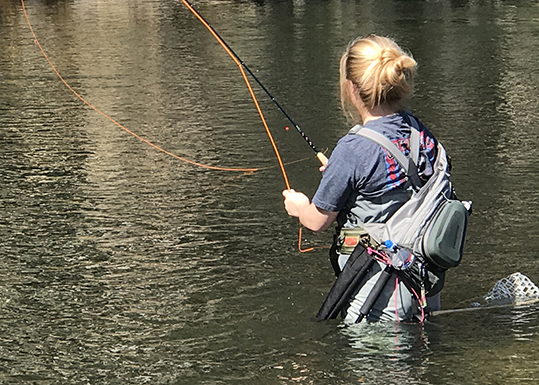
[357, 116, 422, 189]
[408, 116, 421, 169]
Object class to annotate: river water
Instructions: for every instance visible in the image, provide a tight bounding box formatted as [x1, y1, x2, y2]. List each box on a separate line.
[1, 0, 539, 384]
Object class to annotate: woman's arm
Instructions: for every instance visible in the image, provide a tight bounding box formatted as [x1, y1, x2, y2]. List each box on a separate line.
[282, 189, 338, 232]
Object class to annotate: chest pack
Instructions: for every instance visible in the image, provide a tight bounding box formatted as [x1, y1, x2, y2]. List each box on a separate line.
[357, 117, 471, 272]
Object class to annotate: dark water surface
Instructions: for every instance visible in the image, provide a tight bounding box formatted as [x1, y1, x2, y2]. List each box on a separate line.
[1, 0, 539, 383]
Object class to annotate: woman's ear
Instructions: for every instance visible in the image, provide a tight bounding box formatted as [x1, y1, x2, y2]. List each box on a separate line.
[348, 81, 364, 110]
[347, 81, 370, 124]
[347, 80, 357, 99]
[344, 80, 356, 107]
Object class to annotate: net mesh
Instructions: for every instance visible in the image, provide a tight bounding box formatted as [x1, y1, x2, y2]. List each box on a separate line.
[483, 272, 539, 304]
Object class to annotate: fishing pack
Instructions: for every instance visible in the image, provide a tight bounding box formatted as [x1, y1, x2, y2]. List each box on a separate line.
[358, 116, 470, 274]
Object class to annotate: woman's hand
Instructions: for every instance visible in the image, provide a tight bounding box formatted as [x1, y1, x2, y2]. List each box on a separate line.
[282, 189, 338, 232]
[282, 189, 310, 218]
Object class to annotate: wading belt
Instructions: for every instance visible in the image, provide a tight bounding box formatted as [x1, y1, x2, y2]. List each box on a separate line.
[328, 227, 377, 277]
[338, 227, 378, 255]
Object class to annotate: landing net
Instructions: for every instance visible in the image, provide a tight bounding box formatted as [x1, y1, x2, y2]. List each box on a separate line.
[483, 272, 539, 304]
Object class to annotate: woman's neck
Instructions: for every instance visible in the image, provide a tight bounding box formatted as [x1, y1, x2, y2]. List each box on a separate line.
[360, 104, 398, 124]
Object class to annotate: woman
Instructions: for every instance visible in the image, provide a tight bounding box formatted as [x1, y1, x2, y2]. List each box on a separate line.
[282, 34, 441, 322]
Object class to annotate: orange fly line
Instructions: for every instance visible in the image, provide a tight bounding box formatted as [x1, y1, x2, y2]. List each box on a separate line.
[20, 0, 257, 173]
[20, 0, 327, 253]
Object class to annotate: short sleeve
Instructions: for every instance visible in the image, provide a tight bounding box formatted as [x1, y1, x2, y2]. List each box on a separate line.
[312, 140, 358, 212]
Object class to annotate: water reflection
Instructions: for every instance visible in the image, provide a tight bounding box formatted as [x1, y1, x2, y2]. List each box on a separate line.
[424, 303, 539, 384]
[340, 322, 431, 385]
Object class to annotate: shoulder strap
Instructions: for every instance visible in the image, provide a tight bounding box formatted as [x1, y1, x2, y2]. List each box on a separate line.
[357, 129, 410, 171]
[357, 118, 422, 189]
[408, 116, 420, 166]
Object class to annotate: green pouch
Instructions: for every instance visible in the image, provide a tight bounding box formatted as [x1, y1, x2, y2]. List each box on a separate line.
[421, 200, 469, 269]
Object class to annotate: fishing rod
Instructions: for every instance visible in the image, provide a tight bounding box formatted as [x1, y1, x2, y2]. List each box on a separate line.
[180, 0, 328, 167]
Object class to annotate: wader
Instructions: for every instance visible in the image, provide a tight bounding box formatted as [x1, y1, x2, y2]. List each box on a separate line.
[316, 116, 466, 322]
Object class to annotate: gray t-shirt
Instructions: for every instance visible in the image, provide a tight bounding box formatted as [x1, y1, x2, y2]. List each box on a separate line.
[312, 111, 437, 228]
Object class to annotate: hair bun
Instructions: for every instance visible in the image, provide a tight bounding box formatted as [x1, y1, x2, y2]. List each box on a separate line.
[379, 47, 400, 63]
[340, 35, 417, 113]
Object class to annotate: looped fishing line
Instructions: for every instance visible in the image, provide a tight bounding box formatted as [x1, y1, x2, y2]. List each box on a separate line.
[21, 0, 327, 252]
[20, 0, 257, 174]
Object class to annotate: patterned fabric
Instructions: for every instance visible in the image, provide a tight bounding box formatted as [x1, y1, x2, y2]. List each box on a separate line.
[383, 129, 436, 189]
[312, 111, 437, 228]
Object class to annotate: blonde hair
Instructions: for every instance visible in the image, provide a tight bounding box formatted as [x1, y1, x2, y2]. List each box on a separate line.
[340, 35, 417, 119]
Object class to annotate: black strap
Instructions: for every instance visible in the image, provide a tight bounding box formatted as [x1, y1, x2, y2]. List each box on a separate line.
[355, 265, 394, 323]
[316, 244, 376, 321]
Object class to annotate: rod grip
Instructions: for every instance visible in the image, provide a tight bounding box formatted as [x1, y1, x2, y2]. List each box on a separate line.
[316, 152, 328, 167]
